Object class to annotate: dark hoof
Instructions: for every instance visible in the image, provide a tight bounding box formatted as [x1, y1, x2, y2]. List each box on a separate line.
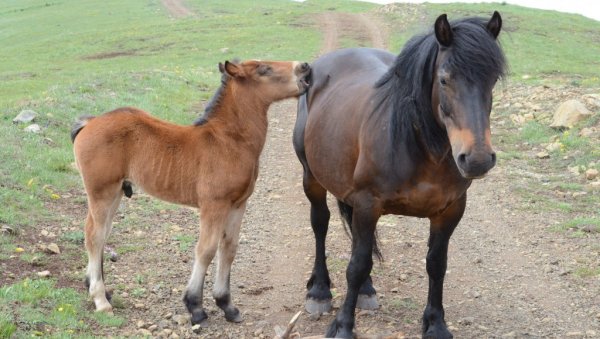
[356, 294, 379, 310]
[224, 308, 243, 323]
[325, 319, 353, 338]
[305, 298, 332, 314]
[191, 309, 208, 326]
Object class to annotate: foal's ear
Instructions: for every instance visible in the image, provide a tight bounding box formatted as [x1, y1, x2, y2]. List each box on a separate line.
[222, 60, 244, 78]
[434, 14, 453, 47]
[486, 11, 502, 39]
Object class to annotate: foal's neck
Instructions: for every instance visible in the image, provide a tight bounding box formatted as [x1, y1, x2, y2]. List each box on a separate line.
[208, 86, 270, 154]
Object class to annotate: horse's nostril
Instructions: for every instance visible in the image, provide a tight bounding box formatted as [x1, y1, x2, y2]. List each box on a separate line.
[458, 153, 467, 165]
[301, 62, 310, 72]
[490, 152, 497, 164]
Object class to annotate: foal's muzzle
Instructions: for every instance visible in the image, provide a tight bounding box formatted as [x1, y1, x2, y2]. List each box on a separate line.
[296, 62, 311, 94]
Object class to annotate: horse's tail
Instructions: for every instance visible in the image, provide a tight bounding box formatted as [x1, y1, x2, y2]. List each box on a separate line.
[70, 115, 96, 143]
[337, 200, 383, 261]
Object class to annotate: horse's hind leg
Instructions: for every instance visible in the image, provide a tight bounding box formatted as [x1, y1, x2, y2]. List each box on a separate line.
[337, 200, 379, 310]
[422, 195, 465, 339]
[183, 202, 229, 325]
[84, 182, 123, 312]
[213, 201, 246, 323]
[303, 172, 333, 314]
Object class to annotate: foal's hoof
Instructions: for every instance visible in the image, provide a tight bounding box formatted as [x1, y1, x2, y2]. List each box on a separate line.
[305, 298, 332, 314]
[191, 309, 208, 326]
[224, 308, 243, 323]
[356, 294, 379, 310]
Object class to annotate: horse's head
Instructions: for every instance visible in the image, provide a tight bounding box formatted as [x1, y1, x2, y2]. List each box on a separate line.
[431, 12, 505, 179]
[219, 59, 311, 101]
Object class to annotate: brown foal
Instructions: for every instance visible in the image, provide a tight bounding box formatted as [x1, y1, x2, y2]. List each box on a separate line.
[72, 59, 311, 325]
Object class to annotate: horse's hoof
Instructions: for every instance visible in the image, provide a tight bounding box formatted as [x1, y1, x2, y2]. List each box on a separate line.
[356, 294, 379, 310]
[191, 309, 208, 326]
[224, 308, 243, 323]
[305, 298, 332, 314]
[423, 325, 453, 339]
[325, 319, 353, 338]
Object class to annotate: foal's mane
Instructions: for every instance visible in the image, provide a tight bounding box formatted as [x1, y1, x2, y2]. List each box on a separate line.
[193, 71, 230, 126]
[374, 16, 506, 156]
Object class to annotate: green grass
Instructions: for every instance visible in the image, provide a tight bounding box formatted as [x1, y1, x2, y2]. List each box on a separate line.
[173, 234, 196, 252]
[0, 278, 124, 337]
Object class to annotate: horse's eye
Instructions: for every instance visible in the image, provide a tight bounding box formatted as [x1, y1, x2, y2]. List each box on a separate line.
[440, 78, 448, 86]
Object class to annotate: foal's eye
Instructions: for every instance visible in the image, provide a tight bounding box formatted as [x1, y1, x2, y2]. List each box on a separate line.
[257, 65, 272, 76]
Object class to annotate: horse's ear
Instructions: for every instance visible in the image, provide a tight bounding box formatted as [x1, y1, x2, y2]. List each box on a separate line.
[223, 60, 243, 78]
[434, 14, 453, 47]
[486, 11, 502, 39]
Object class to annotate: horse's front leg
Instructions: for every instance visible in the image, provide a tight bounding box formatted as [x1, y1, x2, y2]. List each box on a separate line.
[422, 195, 466, 339]
[183, 202, 230, 326]
[212, 201, 247, 323]
[326, 202, 379, 338]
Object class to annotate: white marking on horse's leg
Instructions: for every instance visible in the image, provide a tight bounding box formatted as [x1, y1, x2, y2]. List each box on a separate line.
[213, 202, 246, 322]
[213, 202, 246, 298]
[184, 207, 227, 323]
[84, 187, 121, 313]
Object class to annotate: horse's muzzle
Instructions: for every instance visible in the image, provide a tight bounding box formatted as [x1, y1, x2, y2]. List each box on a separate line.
[456, 150, 496, 179]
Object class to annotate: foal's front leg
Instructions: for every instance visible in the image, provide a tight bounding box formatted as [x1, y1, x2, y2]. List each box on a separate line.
[213, 201, 247, 322]
[183, 203, 230, 325]
[422, 195, 465, 339]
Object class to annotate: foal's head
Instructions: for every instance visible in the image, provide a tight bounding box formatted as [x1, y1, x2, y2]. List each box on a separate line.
[431, 12, 506, 179]
[220, 59, 311, 101]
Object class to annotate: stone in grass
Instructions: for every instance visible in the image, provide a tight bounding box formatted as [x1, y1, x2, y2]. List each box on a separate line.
[24, 124, 41, 133]
[13, 109, 37, 123]
[536, 151, 550, 159]
[550, 100, 592, 130]
[46, 243, 60, 254]
[37, 270, 51, 278]
[585, 168, 599, 180]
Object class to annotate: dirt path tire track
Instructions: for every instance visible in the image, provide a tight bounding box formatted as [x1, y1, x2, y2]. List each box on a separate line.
[319, 12, 387, 54]
[161, 0, 194, 18]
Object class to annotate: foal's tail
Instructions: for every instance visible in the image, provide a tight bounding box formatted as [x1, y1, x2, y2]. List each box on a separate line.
[70, 115, 96, 143]
[337, 200, 383, 261]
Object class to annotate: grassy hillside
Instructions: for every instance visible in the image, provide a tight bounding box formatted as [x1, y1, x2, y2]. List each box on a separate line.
[0, 0, 599, 337]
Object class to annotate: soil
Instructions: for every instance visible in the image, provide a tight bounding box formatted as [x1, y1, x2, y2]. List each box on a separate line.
[2, 2, 599, 338]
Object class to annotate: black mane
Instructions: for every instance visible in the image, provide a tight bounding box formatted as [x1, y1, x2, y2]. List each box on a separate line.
[193, 72, 230, 126]
[374, 16, 507, 156]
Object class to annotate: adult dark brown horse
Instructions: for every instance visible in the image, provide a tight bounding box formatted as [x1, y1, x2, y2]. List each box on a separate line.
[72, 59, 310, 325]
[293, 12, 506, 338]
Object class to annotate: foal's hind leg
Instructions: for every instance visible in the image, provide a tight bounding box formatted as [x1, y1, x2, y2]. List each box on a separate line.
[213, 201, 246, 323]
[422, 195, 465, 339]
[303, 174, 333, 314]
[337, 200, 379, 310]
[183, 202, 230, 325]
[84, 182, 123, 312]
